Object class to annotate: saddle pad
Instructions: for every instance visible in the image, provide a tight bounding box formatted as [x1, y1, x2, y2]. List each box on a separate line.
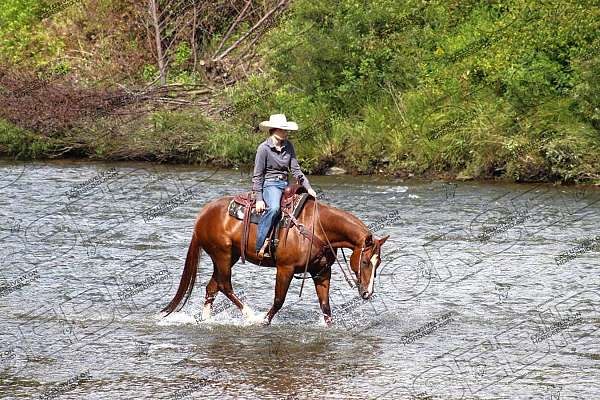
[227, 193, 310, 226]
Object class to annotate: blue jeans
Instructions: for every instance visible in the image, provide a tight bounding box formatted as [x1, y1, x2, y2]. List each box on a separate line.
[255, 179, 288, 252]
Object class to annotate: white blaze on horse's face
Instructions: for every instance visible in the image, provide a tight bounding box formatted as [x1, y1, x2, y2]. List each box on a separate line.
[366, 253, 379, 296]
[358, 250, 380, 300]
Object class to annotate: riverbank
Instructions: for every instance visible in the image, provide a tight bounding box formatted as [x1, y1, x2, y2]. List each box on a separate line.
[2, 113, 600, 186]
[3, 152, 600, 189]
[1, 1, 598, 185]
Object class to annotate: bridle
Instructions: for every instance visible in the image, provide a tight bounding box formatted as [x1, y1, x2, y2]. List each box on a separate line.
[283, 186, 384, 296]
[357, 245, 367, 282]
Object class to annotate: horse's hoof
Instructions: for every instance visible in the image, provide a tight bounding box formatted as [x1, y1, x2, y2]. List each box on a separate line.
[201, 304, 212, 321]
[242, 305, 256, 321]
[261, 318, 271, 326]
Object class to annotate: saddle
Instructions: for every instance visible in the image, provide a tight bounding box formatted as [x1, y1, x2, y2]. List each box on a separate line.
[228, 183, 330, 263]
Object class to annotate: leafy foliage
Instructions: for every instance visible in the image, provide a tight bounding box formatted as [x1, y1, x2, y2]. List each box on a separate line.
[244, 0, 600, 182]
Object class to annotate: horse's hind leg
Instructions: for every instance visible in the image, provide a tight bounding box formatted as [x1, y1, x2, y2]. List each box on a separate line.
[212, 250, 254, 320]
[200, 272, 218, 322]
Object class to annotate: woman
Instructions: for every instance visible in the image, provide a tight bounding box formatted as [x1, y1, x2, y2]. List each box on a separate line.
[252, 114, 317, 259]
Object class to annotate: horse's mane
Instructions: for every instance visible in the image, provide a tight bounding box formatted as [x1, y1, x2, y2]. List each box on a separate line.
[315, 199, 371, 233]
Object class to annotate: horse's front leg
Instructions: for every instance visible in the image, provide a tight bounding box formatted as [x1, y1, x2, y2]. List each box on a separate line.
[263, 266, 294, 325]
[312, 268, 333, 326]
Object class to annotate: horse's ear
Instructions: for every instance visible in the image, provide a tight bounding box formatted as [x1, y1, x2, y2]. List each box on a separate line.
[378, 235, 390, 246]
[364, 233, 373, 247]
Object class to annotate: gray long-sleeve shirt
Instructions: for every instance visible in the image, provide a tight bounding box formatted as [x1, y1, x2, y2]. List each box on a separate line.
[252, 136, 312, 201]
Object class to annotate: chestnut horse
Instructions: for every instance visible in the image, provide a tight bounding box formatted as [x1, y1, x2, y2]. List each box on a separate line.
[161, 194, 390, 325]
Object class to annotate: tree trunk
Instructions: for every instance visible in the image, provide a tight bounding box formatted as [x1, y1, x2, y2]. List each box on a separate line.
[192, 5, 198, 72]
[149, 0, 166, 85]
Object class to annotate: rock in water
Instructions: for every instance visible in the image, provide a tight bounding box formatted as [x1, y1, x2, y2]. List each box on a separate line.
[325, 166, 346, 175]
[456, 172, 474, 181]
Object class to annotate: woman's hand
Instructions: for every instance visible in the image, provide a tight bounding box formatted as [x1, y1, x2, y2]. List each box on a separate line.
[307, 188, 317, 198]
[255, 200, 266, 213]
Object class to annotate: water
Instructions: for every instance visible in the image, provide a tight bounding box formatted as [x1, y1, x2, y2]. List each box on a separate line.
[1, 160, 599, 399]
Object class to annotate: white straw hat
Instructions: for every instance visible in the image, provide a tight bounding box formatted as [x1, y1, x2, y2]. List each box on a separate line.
[259, 114, 298, 131]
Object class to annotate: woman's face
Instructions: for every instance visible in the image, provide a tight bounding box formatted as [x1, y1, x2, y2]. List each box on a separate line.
[272, 128, 288, 141]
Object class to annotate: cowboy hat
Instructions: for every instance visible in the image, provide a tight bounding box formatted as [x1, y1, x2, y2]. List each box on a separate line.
[259, 114, 298, 131]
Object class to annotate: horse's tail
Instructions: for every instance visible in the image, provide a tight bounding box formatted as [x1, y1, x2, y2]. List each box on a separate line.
[161, 228, 202, 317]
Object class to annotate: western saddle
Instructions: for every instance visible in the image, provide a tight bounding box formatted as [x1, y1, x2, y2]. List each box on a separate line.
[228, 183, 333, 264]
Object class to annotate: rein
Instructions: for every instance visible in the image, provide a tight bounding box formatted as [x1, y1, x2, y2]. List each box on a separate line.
[298, 195, 317, 296]
[286, 194, 359, 296]
[315, 200, 359, 289]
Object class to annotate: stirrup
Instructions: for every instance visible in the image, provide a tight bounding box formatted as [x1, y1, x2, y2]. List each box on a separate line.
[257, 249, 271, 259]
[257, 239, 271, 259]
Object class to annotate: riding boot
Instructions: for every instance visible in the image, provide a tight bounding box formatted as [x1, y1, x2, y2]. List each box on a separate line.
[257, 238, 271, 259]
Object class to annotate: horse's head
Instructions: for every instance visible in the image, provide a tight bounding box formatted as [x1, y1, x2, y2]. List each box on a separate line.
[351, 233, 390, 299]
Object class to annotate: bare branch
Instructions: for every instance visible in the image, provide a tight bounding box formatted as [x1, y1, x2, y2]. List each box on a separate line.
[231, 7, 286, 67]
[213, 0, 288, 62]
[212, 0, 252, 58]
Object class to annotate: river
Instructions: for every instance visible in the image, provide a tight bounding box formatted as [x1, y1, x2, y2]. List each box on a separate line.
[1, 160, 599, 399]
